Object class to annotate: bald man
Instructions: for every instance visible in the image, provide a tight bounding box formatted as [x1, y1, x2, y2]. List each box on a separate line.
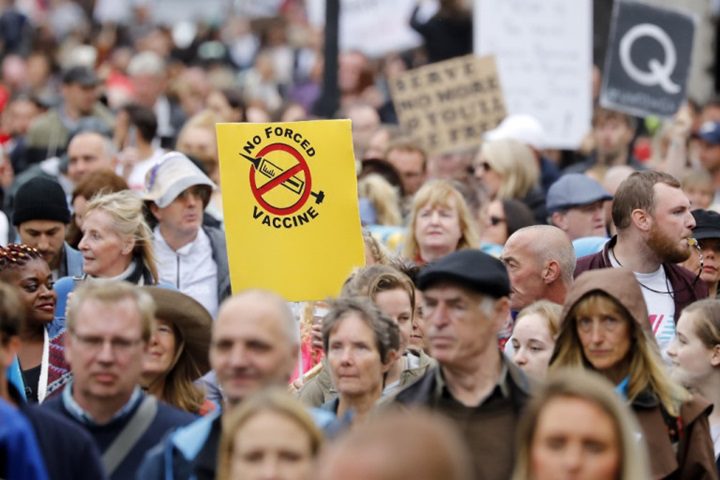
[500, 225, 576, 311]
[138, 289, 300, 479]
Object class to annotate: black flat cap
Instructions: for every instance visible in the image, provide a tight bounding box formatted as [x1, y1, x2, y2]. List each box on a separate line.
[417, 249, 511, 298]
[692, 209, 720, 240]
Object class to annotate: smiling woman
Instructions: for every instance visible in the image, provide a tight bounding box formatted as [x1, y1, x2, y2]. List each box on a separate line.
[0, 244, 70, 403]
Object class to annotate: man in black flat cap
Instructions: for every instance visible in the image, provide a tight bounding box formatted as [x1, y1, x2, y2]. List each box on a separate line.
[393, 249, 531, 480]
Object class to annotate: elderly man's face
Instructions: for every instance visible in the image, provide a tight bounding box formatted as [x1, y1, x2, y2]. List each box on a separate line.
[422, 282, 507, 368]
[501, 235, 547, 311]
[210, 294, 297, 406]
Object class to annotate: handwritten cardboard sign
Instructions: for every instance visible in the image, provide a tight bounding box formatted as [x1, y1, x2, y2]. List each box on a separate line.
[389, 54, 506, 155]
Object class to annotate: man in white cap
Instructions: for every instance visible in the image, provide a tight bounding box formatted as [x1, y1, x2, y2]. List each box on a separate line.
[144, 151, 230, 317]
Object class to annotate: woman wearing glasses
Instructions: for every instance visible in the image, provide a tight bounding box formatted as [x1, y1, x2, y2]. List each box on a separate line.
[480, 198, 536, 249]
[472, 139, 546, 224]
[550, 268, 717, 479]
[0, 244, 70, 402]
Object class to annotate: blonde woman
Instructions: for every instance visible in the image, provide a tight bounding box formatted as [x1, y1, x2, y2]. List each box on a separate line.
[357, 174, 402, 226]
[53, 190, 161, 321]
[512, 368, 651, 480]
[217, 388, 323, 480]
[403, 179, 480, 264]
[550, 268, 717, 479]
[508, 300, 562, 380]
[473, 139, 546, 223]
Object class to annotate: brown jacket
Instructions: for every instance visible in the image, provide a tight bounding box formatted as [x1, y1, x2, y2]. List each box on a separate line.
[393, 355, 531, 480]
[560, 268, 717, 480]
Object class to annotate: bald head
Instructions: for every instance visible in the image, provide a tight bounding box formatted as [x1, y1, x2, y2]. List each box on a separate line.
[501, 225, 576, 309]
[210, 289, 298, 406]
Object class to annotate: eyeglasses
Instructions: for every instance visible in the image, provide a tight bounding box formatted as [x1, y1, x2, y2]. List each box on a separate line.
[489, 215, 506, 226]
[576, 316, 622, 333]
[71, 332, 143, 355]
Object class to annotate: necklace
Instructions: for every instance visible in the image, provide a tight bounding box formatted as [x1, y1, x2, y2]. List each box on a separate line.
[610, 247, 674, 296]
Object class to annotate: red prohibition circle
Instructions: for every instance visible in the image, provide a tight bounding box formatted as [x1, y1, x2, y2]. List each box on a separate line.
[249, 143, 312, 216]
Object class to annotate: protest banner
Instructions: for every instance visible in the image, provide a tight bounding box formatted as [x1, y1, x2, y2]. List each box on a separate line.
[216, 120, 364, 301]
[600, 1, 695, 118]
[389, 54, 506, 155]
[475, 0, 592, 149]
[305, 0, 423, 58]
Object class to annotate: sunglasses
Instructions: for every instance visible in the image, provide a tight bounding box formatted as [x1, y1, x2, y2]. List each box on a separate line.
[489, 215, 506, 226]
[474, 161, 493, 173]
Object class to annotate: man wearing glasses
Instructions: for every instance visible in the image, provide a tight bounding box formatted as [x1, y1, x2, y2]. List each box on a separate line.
[43, 280, 195, 480]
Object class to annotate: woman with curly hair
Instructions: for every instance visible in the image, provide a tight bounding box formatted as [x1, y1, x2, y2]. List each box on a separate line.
[0, 244, 70, 402]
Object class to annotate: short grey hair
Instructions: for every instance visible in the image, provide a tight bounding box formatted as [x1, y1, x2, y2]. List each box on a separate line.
[322, 296, 400, 363]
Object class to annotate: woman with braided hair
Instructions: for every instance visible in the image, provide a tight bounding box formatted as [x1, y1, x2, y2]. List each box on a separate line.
[0, 244, 70, 403]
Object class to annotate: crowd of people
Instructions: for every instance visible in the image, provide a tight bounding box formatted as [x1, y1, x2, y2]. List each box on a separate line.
[0, 1, 720, 479]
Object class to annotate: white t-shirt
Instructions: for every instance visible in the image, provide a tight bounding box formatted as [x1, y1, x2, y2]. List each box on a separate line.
[608, 257, 675, 359]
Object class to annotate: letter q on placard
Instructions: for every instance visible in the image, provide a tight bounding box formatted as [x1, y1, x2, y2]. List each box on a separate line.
[619, 23, 680, 94]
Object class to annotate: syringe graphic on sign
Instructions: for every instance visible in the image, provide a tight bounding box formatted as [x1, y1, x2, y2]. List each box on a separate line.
[240, 152, 325, 204]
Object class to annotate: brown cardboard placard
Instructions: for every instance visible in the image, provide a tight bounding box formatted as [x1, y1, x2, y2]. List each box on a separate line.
[389, 55, 506, 155]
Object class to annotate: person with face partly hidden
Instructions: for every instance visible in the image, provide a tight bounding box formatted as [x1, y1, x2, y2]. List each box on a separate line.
[403, 179, 480, 265]
[216, 388, 323, 480]
[550, 268, 718, 479]
[682, 209, 720, 299]
[321, 297, 399, 426]
[0, 244, 71, 403]
[511, 368, 652, 480]
[667, 299, 720, 471]
[140, 287, 214, 415]
[508, 300, 562, 381]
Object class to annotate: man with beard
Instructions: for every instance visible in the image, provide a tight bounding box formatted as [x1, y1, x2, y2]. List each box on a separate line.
[575, 170, 708, 356]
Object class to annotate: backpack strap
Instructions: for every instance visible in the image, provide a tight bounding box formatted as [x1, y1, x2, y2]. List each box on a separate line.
[102, 395, 158, 475]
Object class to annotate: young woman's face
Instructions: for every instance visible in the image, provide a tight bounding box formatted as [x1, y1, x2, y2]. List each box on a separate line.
[374, 288, 413, 355]
[666, 311, 717, 389]
[231, 411, 314, 480]
[511, 313, 555, 380]
[575, 301, 632, 374]
[530, 396, 621, 480]
[142, 318, 178, 383]
[481, 200, 508, 246]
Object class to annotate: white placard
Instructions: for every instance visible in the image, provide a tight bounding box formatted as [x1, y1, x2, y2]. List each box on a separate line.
[306, 0, 424, 58]
[475, 0, 592, 149]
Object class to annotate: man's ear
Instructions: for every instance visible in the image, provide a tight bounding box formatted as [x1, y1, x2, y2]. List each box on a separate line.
[711, 344, 720, 368]
[631, 208, 651, 232]
[149, 203, 161, 222]
[551, 212, 568, 231]
[543, 261, 561, 284]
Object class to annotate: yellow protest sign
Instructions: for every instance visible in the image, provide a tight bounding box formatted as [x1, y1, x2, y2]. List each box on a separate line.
[216, 120, 364, 301]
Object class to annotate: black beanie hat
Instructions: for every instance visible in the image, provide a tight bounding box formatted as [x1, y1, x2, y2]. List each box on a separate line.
[13, 177, 71, 226]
